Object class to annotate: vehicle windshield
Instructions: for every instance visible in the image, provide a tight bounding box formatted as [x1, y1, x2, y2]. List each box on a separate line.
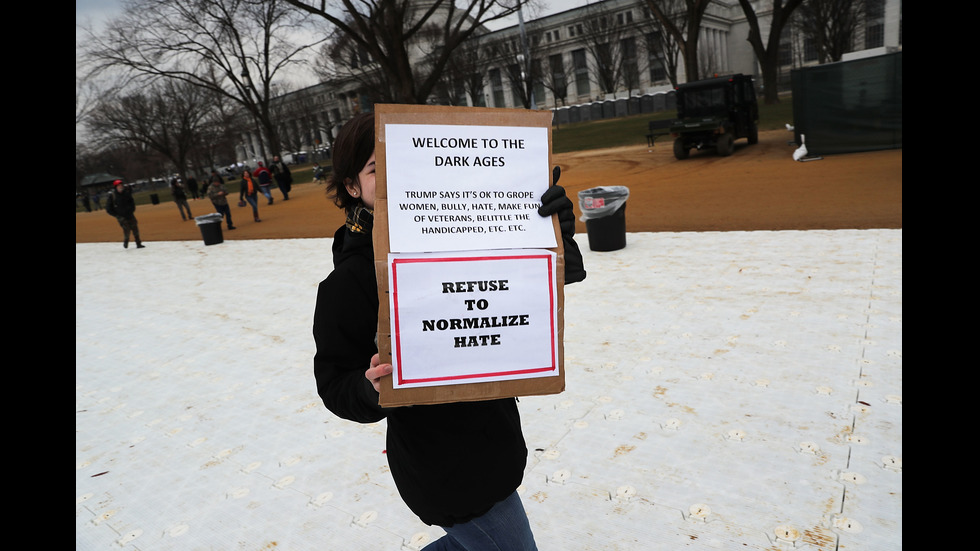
[679, 86, 728, 118]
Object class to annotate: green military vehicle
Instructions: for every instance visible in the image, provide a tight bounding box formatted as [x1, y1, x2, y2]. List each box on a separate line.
[669, 74, 759, 160]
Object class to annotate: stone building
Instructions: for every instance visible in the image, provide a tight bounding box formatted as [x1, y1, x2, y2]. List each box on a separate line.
[241, 0, 902, 163]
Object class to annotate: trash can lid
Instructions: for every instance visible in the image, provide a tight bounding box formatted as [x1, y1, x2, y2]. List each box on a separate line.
[578, 186, 629, 211]
[195, 213, 225, 225]
[578, 186, 630, 198]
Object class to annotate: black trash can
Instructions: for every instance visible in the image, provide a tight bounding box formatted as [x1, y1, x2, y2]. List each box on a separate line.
[150, 193, 160, 205]
[578, 186, 629, 252]
[195, 213, 225, 245]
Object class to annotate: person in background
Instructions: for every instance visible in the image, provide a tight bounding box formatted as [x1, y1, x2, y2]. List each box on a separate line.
[207, 176, 236, 231]
[239, 169, 261, 222]
[270, 155, 293, 201]
[171, 178, 193, 221]
[105, 179, 145, 249]
[186, 175, 200, 200]
[206, 170, 223, 198]
[311, 112, 585, 551]
[253, 161, 274, 205]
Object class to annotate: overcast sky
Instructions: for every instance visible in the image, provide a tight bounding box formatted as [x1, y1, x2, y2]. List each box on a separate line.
[76, 0, 589, 35]
[75, 0, 588, 138]
[76, 0, 122, 38]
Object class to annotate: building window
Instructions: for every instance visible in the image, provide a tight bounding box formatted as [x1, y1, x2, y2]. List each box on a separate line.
[572, 48, 590, 97]
[621, 36, 639, 88]
[349, 44, 370, 69]
[646, 32, 666, 83]
[803, 38, 818, 63]
[865, 23, 884, 49]
[508, 63, 525, 107]
[490, 68, 505, 108]
[864, 0, 885, 48]
[778, 40, 792, 66]
[532, 58, 545, 106]
[549, 53, 567, 98]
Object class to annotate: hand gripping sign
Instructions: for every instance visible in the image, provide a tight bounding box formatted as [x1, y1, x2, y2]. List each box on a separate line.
[372, 104, 566, 407]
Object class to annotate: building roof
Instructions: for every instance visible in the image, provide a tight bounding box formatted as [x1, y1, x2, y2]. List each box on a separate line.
[80, 173, 123, 187]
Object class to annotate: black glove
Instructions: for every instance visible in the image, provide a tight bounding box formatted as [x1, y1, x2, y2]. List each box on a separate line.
[538, 166, 586, 284]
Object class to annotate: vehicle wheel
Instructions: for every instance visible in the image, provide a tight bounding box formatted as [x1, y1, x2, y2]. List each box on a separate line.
[673, 138, 690, 160]
[748, 123, 759, 145]
[716, 132, 734, 156]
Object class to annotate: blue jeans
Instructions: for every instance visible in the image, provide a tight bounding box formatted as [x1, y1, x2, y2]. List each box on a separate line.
[422, 492, 537, 551]
[244, 195, 260, 219]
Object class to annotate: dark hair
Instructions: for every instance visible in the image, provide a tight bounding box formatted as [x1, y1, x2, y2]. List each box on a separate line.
[328, 112, 375, 211]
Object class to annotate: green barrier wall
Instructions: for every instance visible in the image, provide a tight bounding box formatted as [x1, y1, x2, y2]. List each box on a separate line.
[792, 51, 902, 155]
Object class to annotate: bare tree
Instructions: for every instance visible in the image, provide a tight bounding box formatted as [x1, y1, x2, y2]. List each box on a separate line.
[540, 51, 573, 111]
[191, 83, 249, 175]
[76, 142, 167, 192]
[483, 23, 544, 109]
[88, 80, 215, 183]
[577, 5, 628, 99]
[795, 0, 859, 63]
[441, 35, 493, 107]
[644, 27, 680, 88]
[737, 0, 804, 104]
[644, 0, 711, 83]
[637, 0, 683, 88]
[315, 21, 400, 106]
[283, 0, 523, 105]
[76, 77, 97, 127]
[268, 83, 337, 155]
[82, 0, 325, 162]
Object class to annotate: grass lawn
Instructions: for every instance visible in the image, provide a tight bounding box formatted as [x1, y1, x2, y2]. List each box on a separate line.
[552, 95, 794, 154]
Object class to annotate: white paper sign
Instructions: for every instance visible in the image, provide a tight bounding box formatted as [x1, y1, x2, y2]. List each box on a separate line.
[388, 250, 559, 389]
[384, 123, 557, 253]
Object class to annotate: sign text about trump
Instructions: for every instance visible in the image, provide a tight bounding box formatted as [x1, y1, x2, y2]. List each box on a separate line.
[388, 250, 558, 389]
[384, 123, 556, 253]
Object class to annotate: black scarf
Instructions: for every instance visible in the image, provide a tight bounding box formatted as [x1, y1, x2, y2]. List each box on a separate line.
[345, 205, 374, 235]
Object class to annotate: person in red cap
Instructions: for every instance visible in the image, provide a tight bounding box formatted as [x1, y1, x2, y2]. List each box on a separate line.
[105, 179, 145, 249]
[253, 161, 274, 205]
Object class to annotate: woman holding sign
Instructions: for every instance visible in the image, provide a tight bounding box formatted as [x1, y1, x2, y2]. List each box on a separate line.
[312, 112, 584, 550]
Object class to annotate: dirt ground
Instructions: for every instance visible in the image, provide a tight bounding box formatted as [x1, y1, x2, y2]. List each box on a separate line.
[74, 130, 902, 244]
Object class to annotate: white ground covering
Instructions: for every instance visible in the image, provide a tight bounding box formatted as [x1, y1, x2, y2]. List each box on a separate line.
[76, 230, 902, 550]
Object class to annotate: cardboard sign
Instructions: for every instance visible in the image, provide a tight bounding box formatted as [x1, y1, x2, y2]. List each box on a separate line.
[374, 104, 565, 407]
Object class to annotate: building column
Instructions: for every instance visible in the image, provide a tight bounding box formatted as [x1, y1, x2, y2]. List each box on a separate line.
[884, 0, 901, 48]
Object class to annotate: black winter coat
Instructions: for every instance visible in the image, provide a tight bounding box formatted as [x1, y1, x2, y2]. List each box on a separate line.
[312, 223, 528, 527]
[106, 187, 136, 218]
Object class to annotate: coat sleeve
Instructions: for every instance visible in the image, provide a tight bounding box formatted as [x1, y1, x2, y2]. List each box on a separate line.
[105, 193, 117, 217]
[312, 261, 389, 424]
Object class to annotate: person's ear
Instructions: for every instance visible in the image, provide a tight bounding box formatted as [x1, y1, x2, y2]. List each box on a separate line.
[344, 177, 360, 198]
